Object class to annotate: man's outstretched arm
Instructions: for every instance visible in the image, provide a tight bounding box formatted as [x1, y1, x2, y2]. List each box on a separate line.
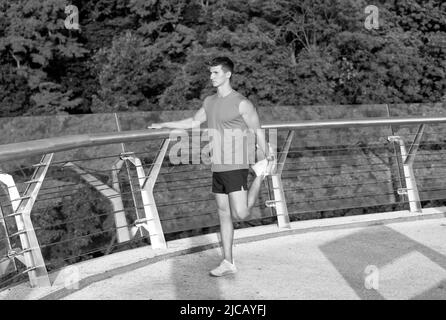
[148, 107, 206, 129]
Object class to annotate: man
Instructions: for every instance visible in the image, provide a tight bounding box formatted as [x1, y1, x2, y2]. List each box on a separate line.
[149, 56, 275, 276]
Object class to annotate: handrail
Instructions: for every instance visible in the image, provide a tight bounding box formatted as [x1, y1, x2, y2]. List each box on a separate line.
[1, 116, 446, 162]
[0, 128, 179, 162]
[261, 116, 446, 129]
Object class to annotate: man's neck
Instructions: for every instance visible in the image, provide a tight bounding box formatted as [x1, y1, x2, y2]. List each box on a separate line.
[217, 84, 233, 97]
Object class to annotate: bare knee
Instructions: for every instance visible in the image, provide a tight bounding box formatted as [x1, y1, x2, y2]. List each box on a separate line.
[215, 194, 230, 218]
[232, 207, 250, 220]
[217, 207, 231, 218]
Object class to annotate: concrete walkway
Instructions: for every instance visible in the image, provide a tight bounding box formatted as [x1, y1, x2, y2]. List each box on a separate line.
[2, 210, 446, 300]
[63, 216, 446, 300]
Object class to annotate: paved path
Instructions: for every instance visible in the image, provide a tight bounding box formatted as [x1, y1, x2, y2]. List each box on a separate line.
[61, 217, 446, 300]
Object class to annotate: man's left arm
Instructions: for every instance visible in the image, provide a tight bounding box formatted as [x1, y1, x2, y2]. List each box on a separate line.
[239, 100, 273, 160]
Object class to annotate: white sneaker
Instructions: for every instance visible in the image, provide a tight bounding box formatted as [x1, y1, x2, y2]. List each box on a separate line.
[252, 143, 277, 177]
[209, 259, 237, 277]
[252, 158, 269, 177]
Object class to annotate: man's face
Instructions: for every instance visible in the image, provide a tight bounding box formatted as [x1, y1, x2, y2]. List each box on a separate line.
[209, 65, 231, 87]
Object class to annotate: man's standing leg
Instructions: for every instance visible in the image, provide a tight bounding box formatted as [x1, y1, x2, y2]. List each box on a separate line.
[210, 192, 238, 276]
[214, 193, 233, 263]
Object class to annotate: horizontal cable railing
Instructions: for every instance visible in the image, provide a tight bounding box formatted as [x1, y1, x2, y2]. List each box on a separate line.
[1, 115, 446, 290]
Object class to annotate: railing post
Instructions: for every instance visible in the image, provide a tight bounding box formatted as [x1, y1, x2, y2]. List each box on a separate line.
[111, 159, 133, 242]
[266, 130, 293, 229]
[0, 154, 52, 287]
[63, 161, 131, 243]
[388, 135, 422, 213]
[0, 205, 17, 276]
[123, 139, 170, 250]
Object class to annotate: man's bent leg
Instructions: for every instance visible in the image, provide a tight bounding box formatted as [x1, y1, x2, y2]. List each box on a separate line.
[229, 190, 250, 220]
[229, 173, 264, 220]
[247, 174, 264, 209]
[214, 192, 234, 263]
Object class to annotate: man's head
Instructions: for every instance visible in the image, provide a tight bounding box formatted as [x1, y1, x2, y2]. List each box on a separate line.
[208, 56, 234, 87]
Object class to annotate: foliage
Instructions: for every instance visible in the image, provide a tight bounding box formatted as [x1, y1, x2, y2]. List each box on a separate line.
[0, 0, 88, 116]
[1, 0, 444, 115]
[34, 182, 113, 269]
[0, 64, 30, 116]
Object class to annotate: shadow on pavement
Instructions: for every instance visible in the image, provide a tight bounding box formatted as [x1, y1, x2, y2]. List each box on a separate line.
[171, 229, 225, 300]
[319, 225, 446, 300]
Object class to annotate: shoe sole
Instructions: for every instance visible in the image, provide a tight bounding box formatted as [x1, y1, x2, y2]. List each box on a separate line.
[209, 269, 237, 277]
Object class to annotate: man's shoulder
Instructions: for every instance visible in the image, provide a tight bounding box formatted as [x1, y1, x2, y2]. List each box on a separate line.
[234, 95, 254, 118]
[233, 91, 252, 107]
[233, 90, 248, 100]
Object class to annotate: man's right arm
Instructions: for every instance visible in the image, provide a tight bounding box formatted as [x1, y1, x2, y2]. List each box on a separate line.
[148, 107, 207, 129]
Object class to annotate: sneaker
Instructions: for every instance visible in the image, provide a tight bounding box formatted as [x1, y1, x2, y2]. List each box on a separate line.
[209, 259, 237, 277]
[252, 144, 277, 177]
[252, 158, 268, 177]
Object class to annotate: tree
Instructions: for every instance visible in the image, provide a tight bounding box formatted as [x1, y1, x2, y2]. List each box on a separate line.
[91, 31, 180, 112]
[1, 0, 445, 115]
[34, 181, 113, 269]
[0, 0, 87, 115]
[0, 65, 30, 116]
[28, 82, 83, 115]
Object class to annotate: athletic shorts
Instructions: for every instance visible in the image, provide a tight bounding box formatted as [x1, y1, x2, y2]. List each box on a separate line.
[212, 169, 249, 194]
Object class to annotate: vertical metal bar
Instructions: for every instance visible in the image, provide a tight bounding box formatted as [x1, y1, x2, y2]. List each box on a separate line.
[270, 175, 290, 228]
[114, 113, 142, 233]
[404, 124, 425, 165]
[265, 177, 274, 217]
[111, 159, 124, 192]
[1, 154, 52, 287]
[389, 137, 422, 213]
[387, 104, 404, 202]
[142, 139, 169, 190]
[111, 158, 132, 243]
[400, 142, 422, 213]
[276, 130, 295, 175]
[0, 204, 16, 275]
[264, 129, 274, 218]
[21, 154, 52, 287]
[401, 124, 424, 212]
[127, 141, 168, 249]
[266, 129, 293, 229]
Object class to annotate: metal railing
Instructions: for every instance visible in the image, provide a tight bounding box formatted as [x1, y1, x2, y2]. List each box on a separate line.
[1, 115, 446, 289]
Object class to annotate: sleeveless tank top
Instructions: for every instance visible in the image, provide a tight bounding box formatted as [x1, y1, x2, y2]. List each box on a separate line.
[203, 90, 255, 172]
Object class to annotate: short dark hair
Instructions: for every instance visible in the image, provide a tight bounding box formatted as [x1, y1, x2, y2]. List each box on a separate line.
[209, 56, 234, 74]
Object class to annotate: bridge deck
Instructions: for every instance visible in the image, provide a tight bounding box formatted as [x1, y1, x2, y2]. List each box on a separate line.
[2, 210, 446, 300]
